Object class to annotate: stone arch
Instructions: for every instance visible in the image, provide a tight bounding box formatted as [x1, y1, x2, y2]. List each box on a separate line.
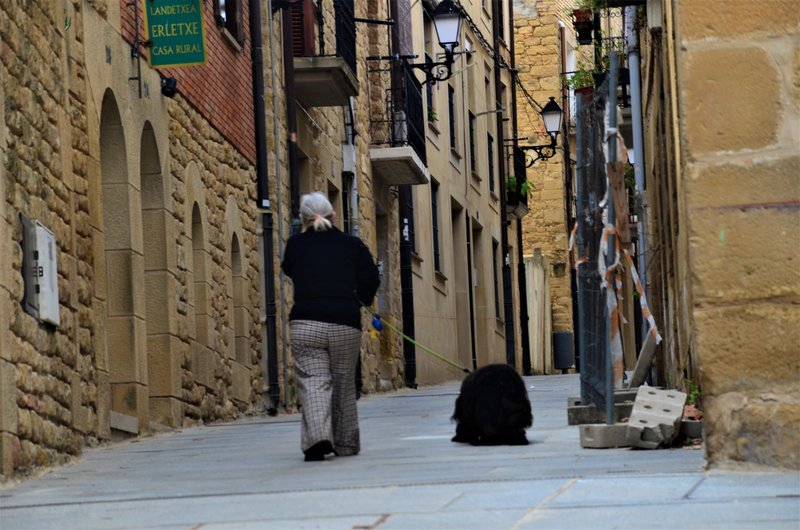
[140, 121, 181, 426]
[183, 164, 215, 389]
[99, 89, 148, 434]
[225, 198, 248, 365]
[225, 198, 253, 404]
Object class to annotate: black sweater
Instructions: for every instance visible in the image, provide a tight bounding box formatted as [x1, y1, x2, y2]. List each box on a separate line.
[281, 228, 380, 330]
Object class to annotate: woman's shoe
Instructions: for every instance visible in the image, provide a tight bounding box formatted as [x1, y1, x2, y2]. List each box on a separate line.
[304, 440, 333, 462]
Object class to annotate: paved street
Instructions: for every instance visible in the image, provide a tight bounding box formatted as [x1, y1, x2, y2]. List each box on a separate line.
[1, 374, 798, 530]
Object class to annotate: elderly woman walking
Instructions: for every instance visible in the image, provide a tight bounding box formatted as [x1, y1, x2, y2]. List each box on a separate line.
[281, 192, 380, 461]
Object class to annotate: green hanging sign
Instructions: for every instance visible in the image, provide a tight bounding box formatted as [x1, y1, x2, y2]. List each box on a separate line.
[143, 0, 207, 68]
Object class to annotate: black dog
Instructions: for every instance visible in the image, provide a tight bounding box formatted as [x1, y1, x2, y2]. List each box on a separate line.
[451, 364, 533, 446]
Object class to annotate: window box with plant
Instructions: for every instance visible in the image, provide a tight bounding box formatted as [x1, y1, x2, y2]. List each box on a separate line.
[505, 175, 534, 204]
[572, 0, 598, 45]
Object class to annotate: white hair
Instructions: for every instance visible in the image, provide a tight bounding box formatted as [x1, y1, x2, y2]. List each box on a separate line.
[299, 192, 334, 232]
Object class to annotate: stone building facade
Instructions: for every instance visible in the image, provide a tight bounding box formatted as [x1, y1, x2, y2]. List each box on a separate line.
[1, 0, 265, 478]
[513, 0, 575, 355]
[647, 0, 799, 469]
[264, 0, 406, 405]
[1, 0, 535, 480]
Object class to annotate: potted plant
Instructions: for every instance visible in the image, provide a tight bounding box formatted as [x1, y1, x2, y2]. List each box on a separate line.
[572, 0, 596, 45]
[681, 380, 703, 441]
[563, 68, 595, 91]
[428, 109, 438, 124]
[506, 176, 534, 202]
[563, 57, 596, 98]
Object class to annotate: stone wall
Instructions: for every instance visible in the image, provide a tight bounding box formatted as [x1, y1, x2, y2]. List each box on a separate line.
[673, 0, 800, 469]
[1, 0, 91, 476]
[514, 1, 574, 337]
[0, 0, 264, 479]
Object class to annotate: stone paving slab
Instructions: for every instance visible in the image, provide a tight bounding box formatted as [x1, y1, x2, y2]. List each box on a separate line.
[514, 498, 800, 530]
[545, 474, 702, 507]
[1, 374, 797, 530]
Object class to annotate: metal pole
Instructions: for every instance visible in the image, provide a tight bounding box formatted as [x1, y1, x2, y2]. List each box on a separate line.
[575, 94, 587, 403]
[626, 7, 649, 340]
[256, 0, 280, 414]
[605, 53, 618, 425]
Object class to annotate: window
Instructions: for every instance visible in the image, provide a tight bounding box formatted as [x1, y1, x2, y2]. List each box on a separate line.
[497, 3, 505, 43]
[215, 0, 245, 45]
[289, 0, 315, 56]
[466, 40, 476, 108]
[487, 133, 495, 193]
[404, 190, 416, 254]
[431, 180, 441, 273]
[468, 112, 476, 173]
[425, 53, 437, 125]
[492, 240, 500, 319]
[448, 84, 456, 151]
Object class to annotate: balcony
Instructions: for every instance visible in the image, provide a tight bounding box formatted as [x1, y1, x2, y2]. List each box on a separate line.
[368, 60, 429, 186]
[294, 56, 359, 107]
[292, 0, 359, 107]
[506, 146, 529, 219]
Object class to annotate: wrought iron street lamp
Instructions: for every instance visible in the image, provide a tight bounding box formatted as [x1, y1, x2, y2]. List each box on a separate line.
[409, 0, 464, 84]
[519, 97, 564, 167]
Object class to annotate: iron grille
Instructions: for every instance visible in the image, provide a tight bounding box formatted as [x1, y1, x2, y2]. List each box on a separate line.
[334, 0, 357, 76]
[367, 58, 427, 166]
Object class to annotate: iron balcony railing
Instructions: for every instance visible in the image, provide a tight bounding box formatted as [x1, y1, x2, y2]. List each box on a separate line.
[292, 0, 357, 79]
[367, 58, 427, 166]
[334, 0, 357, 76]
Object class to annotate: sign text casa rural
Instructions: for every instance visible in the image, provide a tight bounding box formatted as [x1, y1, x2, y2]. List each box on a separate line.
[143, 0, 206, 68]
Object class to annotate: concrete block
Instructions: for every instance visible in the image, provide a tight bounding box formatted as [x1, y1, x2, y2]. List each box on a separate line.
[567, 389, 638, 407]
[579, 423, 631, 449]
[567, 402, 633, 425]
[626, 387, 687, 449]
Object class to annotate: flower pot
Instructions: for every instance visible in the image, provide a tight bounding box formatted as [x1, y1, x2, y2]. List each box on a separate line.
[573, 9, 594, 45]
[506, 190, 520, 206]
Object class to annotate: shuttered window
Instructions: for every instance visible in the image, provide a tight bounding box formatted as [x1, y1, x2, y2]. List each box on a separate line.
[291, 0, 316, 56]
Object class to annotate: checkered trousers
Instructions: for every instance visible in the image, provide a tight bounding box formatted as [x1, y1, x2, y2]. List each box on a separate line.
[290, 320, 363, 456]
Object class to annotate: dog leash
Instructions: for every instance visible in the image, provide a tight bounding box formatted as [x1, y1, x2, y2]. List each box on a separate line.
[356, 295, 471, 375]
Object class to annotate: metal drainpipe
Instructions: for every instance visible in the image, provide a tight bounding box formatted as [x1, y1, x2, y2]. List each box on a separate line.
[575, 93, 588, 405]
[493, 0, 515, 368]
[625, 6, 649, 337]
[267, 0, 292, 415]
[389, 0, 416, 388]
[252, 0, 280, 414]
[507, 0, 530, 374]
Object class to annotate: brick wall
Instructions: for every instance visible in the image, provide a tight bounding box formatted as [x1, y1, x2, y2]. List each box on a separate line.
[120, 0, 256, 163]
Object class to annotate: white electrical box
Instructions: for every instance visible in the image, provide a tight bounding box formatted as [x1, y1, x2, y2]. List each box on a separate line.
[20, 214, 60, 327]
[342, 144, 356, 175]
[35, 222, 60, 326]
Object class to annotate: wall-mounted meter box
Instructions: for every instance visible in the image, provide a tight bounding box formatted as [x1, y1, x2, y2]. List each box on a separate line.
[20, 214, 60, 326]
